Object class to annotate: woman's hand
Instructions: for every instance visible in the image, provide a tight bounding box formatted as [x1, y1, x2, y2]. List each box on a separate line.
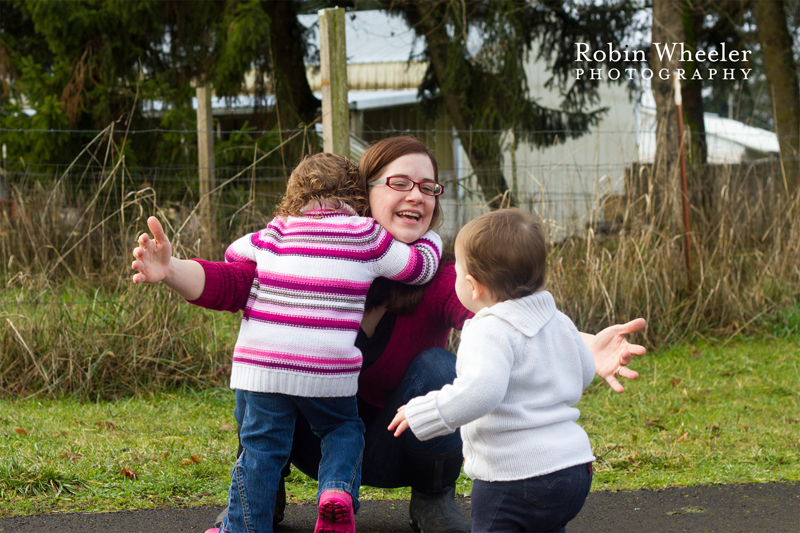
[581, 318, 646, 393]
[132, 216, 173, 284]
[388, 405, 409, 437]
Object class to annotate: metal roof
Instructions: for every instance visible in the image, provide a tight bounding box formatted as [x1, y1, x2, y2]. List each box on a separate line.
[298, 11, 425, 65]
[637, 105, 779, 164]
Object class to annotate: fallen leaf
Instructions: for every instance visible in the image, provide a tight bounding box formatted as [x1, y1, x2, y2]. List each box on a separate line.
[669, 378, 682, 387]
[676, 432, 689, 443]
[14, 427, 28, 435]
[95, 421, 117, 430]
[667, 506, 706, 515]
[120, 467, 137, 480]
[741, 425, 750, 432]
[645, 419, 665, 430]
[162, 451, 171, 458]
[182, 454, 204, 465]
[690, 351, 703, 359]
[219, 424, 236, 432]
[61, 448, 83, 463]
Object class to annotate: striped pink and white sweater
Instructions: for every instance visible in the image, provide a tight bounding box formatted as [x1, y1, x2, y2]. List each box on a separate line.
[224, 207, 442, 398]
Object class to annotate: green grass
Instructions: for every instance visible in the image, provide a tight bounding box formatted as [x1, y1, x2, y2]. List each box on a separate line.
[582, 337, 800, 490]
[1, 337, 798, 516]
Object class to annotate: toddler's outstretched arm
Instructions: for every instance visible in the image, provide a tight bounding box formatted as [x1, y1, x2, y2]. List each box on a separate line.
[131, 216, 206, 301]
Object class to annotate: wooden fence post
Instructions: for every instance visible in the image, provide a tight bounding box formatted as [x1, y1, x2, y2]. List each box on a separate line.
[319, 7, 350, 158]
[0, 143, 6, 201]
[196, 84, 216, 248]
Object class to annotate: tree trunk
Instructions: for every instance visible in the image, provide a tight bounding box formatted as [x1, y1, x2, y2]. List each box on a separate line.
[651, 0, 686, 225]
[409, 3, 511, 208]
[680, 0, 711, 214]
[754, 0, 800, 192]
[680, 1, 707, 166]
[265, 0, 320, 168]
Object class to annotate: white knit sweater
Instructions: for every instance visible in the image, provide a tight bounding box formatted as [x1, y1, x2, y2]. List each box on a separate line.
[404, 291, 596, 482]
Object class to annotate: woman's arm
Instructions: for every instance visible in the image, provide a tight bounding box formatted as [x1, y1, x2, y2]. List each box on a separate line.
[132, 216, 206, 300]
[581, 318, 647, 393]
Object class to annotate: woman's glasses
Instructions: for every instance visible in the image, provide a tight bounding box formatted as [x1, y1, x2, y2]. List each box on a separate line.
[368, 176, 444, 196]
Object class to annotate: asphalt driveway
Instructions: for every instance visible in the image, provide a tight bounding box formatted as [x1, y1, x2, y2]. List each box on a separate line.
[0, 482, 797, 532]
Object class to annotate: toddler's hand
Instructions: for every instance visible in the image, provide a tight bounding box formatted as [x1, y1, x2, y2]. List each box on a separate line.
[589, 318, 646, 393]
[132, 216, 173, 284]
[387, 405, 409, 437]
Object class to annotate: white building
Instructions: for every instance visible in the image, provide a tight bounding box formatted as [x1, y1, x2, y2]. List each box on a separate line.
[202, 10, 783, 239]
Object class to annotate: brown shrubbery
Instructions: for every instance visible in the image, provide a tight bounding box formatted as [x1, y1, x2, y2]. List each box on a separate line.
[1, 152, 798, 399]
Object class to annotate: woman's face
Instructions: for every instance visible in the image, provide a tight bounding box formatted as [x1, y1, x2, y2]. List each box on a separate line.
[368, 153, 437, 244]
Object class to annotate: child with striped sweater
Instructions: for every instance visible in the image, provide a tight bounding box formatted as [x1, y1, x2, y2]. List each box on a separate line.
[215, 153, 440, 533]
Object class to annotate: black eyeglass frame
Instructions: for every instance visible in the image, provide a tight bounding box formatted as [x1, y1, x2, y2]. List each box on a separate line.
[368, 176, 445, 197]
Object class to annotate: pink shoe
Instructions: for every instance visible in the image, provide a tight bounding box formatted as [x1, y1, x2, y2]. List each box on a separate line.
[204, 529, 220, 533]
[314, 489, 355, 533]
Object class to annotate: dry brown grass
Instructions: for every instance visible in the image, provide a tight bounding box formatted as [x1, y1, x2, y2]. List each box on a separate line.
[1, 130, 798, 398]
[550, 160, 800, 345]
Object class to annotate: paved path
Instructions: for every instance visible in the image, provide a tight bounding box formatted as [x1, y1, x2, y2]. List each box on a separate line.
[0, 482, 797, 532]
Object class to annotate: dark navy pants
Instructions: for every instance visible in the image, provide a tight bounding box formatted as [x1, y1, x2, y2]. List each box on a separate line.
[470, 462, 593, 533]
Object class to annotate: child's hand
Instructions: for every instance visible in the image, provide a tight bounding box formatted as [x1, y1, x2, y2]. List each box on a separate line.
[387, 405, 409, 437]
[585, 318, 646, 393]
[132, 216, 173, 284]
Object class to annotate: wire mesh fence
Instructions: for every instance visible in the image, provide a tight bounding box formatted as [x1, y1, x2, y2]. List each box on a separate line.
[1, 125, 798, 398]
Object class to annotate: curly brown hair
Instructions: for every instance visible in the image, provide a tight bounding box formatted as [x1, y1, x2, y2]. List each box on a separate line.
[275, 153, 367, 218]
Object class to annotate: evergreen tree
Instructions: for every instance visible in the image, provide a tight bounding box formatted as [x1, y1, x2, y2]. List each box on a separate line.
[0, 0, 318, 172]
[338, 0, 645, 206]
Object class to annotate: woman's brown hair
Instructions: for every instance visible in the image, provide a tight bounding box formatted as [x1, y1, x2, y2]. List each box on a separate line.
[359, 136, 443, 231]
[360, 137, 449, 314]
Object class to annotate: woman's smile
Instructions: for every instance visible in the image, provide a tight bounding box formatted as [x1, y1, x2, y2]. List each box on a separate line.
[368, 153, 436, 244]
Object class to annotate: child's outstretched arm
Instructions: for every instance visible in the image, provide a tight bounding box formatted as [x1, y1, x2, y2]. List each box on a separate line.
[131, 216, 206, 301]
[389, 318, 513, 442]
[371, 226, 442, 285]
[580, 318, 647, 393]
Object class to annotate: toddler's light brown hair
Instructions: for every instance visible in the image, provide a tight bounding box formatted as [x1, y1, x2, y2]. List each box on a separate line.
[455, 208, 547, 301]
[276, 153, 367, 218]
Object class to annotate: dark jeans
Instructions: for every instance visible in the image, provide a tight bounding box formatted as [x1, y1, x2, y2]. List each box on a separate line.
[224, 391, 364, 533]
[290, 347, 464, 491]
[470, 463, 593, 533]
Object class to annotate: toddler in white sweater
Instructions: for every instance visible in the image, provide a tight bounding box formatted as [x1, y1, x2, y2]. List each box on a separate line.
[389, 208, 595, 533]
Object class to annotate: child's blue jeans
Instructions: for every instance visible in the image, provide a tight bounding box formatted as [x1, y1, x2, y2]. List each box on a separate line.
[222, 389, 365, 533]
[470, 462, 593, 533]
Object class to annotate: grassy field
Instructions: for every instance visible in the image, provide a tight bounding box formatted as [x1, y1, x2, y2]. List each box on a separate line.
[1, 337, 798, 517]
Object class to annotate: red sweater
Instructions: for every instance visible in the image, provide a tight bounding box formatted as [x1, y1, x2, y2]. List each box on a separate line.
[189, 260, 472, 407]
